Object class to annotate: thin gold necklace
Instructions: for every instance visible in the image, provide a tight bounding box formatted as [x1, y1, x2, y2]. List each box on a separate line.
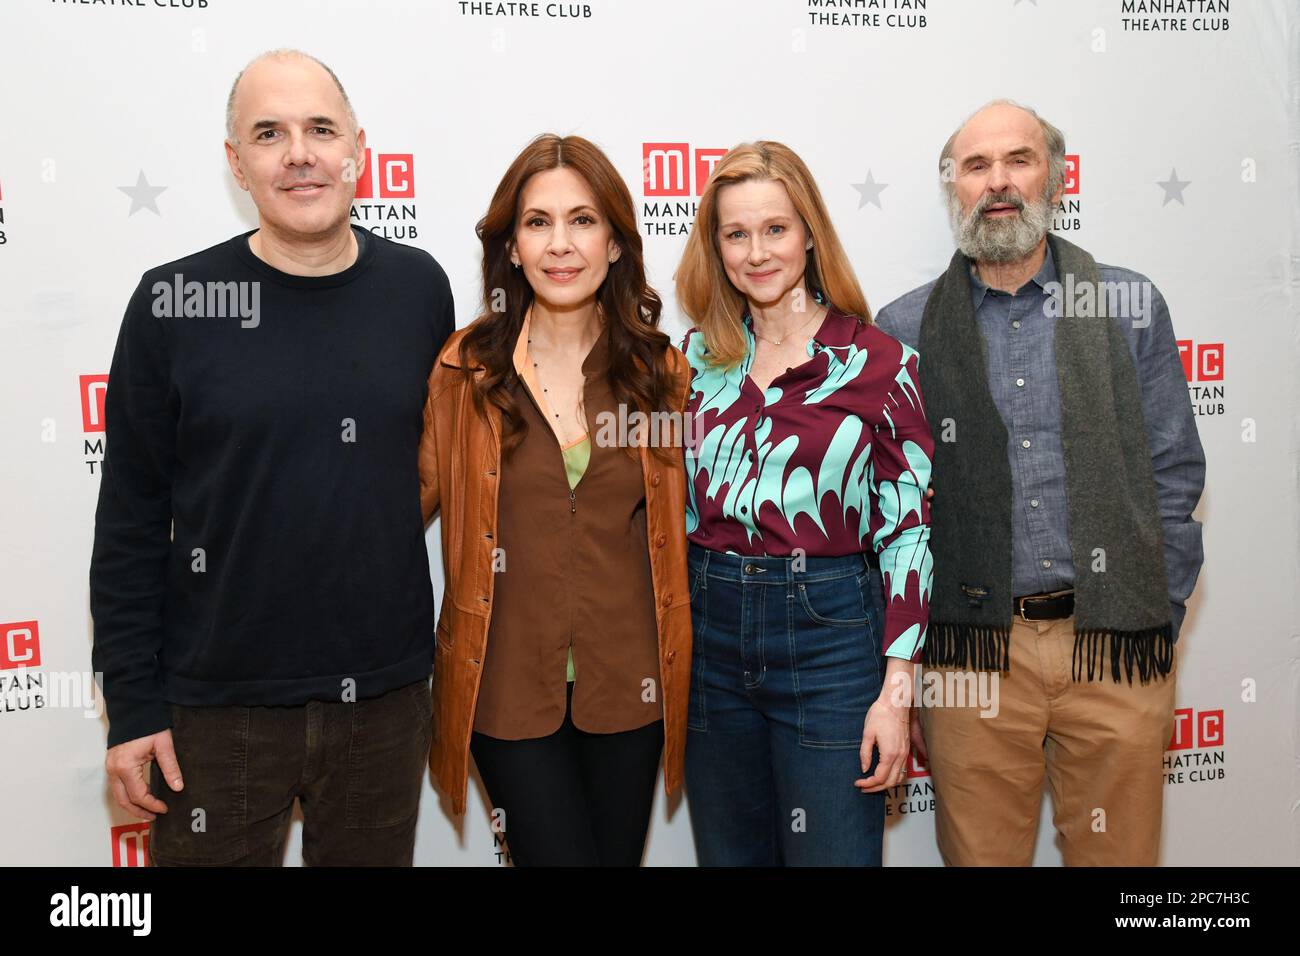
[526, 308, 596, 435]
[751, 305, 826, 346]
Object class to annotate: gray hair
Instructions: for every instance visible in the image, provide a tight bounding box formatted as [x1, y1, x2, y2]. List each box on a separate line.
[938, 98, 1067, 200]
[225, 49, 358, 143]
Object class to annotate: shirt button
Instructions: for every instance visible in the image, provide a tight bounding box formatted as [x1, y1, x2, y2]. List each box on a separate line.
[1015, 378, 1025, 387]
[665, 650, 677, 664]
[650, 472, 661, 487]
[1011, 320, 1021, 329]
[1030, 498, 1040, 508]
[1041, 559, 1052, 569]
[661, 592, 673, 607]
[655, 533, 667, 548]
[1021, 439, 1032, 449]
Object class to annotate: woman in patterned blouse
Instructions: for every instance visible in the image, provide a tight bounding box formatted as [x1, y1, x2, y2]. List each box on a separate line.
[675, 141, 934, 866]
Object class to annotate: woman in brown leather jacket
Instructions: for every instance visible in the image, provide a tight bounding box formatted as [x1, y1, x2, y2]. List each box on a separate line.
[417, 133, 692, 866]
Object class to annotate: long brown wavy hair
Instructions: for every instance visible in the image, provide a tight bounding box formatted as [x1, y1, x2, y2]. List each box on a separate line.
[459, 133, 677, 455]
[675, 140, 871, 368]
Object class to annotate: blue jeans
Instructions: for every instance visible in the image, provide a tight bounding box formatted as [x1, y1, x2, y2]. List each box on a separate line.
[683, 544, 886, 866]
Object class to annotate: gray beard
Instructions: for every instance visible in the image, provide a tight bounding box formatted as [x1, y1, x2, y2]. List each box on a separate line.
[948, 189, 1054, 264]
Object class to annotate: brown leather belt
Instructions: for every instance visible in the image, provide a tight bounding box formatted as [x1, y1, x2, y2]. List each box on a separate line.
[1013, 588, 1074, 622]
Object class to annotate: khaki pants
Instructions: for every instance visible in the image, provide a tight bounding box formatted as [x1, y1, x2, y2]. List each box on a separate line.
[919, 615, 1177, 866]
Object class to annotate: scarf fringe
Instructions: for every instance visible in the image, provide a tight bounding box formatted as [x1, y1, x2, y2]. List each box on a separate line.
[1072, 623, 1175, 684]
[922, 621, 1011, 672]
[925, 620, 1174, 683]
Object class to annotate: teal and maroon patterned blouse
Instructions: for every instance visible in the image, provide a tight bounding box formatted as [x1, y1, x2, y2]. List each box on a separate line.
[682, 307, 934, 661]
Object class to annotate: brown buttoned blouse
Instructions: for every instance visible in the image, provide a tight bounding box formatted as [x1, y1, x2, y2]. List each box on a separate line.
[471, 326, 663, 739]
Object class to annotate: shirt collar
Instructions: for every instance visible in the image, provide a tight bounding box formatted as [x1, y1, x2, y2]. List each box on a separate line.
[512, 307, 610, 379]
[810, 305, 860, 350]
[968, 241, 1058, 309]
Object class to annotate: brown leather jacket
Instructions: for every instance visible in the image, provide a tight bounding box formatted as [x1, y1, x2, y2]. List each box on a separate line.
[418, 327, 693, 815]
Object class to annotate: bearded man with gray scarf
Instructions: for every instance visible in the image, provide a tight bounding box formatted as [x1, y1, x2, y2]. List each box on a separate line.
[875, 100, 1205, 866]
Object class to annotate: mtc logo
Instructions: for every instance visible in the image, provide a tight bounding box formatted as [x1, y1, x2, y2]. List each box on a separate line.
[353, 148, 415, 200]
[1, 620, 41, 670]
[111, 822, 151, 867]
[1177, 340, 1224, 382]
[80, 374, 109, 433]
[1168, 707, 1224, 751]
[642, 143, 727, 197]
[905, 750, 930, 779]
[1063, 153, 1080, 195]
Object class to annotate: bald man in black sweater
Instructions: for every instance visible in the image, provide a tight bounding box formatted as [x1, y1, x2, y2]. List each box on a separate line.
[91, 49, 453, 866]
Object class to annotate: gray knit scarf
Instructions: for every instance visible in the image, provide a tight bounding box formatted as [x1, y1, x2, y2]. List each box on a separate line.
[917, 233, 1174, 684]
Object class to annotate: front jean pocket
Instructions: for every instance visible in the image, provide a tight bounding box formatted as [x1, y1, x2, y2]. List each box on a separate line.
[795, 570, 872, 630]
[688, 560, 706, 603]
[345, 681, 432, 830]
[149, 704, 250, 865]
[791, 577, 881, 749]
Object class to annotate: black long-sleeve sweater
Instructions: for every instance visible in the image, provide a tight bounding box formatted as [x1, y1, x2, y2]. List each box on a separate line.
[90, 226, 453, 747]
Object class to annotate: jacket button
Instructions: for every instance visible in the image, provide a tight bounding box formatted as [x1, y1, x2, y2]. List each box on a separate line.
[650, 472, 661, 487]
[661, 592, 672, 607]
[655, 533, 666, 548]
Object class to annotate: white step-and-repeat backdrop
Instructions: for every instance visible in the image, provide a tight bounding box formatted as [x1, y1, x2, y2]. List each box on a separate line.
[1, 0, 1297, 866]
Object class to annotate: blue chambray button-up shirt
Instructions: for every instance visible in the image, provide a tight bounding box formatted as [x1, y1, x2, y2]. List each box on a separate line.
[875, 243, 1206, 637]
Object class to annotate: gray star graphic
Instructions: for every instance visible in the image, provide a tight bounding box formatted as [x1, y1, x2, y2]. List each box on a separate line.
[852, 170, 888, 209]
[1156, 168, 1190, 206]
[118, 170, 167, 216]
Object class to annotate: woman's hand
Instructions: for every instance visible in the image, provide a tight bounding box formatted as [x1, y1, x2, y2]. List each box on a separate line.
[910, 705, 928, 764]
[856, 658, 915, 793]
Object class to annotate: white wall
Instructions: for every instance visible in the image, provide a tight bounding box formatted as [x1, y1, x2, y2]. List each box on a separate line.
[0, 0, 1296, 866]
